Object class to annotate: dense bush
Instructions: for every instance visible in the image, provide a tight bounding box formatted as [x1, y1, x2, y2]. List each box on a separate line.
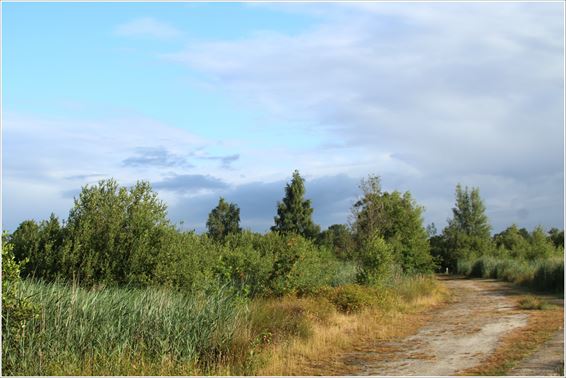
[321, 284, 374, 314]
[220, 231, 351, 297]
[356, 233, 395, 286]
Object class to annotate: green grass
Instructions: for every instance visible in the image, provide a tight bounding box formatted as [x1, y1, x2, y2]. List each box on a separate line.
[517, 295, 551, 310]
[2, 280, 251, 375]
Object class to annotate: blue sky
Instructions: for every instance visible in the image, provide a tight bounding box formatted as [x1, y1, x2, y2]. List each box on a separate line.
[2, 2, 564, 234]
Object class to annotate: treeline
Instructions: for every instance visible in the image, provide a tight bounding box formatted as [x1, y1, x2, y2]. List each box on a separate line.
[428, 185, 563, 291]
[5, 174, 563, 294]
[4, 171, 434, 295]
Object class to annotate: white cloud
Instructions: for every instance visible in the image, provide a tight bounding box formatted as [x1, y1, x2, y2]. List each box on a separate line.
[1, 112, 243, 230]
[115, 17, 181, 39]
[164, 2, 564, 231]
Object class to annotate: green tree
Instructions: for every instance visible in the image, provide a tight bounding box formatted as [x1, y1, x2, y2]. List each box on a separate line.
[351, 175, 434, 274]
[317, 224, 354, 260]
[493, 224, 530, 258]
[206, 197, 241, 241]
[61, 179, 171, 286]
[528, 226, 556, 260]
[10, 214, 64, 280]
[9, 220, 40, 275]
[548, 227, 564, 249]
[441, 184, 493, 270]
[271, 170, 320, 239]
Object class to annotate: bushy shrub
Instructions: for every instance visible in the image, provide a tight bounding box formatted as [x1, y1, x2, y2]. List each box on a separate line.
[321, 284, 374, 314]
[356, 234, 394, 286]
[153, 230, 223, 292]
[2, 233, 40, 371]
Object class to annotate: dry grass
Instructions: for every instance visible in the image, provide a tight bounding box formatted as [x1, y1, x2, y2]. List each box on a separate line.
[256, 278, 448, 375]
[459, 299, 563, 376]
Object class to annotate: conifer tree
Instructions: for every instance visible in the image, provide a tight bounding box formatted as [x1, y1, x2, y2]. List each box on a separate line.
[441, 184, 493, 269]
[271, 170, 320, 239]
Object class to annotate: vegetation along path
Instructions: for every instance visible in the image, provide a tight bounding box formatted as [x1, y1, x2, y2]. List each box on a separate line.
[329, 276, 563, 376]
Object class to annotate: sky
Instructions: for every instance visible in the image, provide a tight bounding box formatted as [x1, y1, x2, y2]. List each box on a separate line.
[2, 2, 564, 234]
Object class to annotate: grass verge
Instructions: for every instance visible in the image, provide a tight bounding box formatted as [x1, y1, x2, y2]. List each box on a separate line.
[253, 275, 448, 375]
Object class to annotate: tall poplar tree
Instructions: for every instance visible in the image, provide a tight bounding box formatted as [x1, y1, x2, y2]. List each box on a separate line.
[271, 170, 320, 239]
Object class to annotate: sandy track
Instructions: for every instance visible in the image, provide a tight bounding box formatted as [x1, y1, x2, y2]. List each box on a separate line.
[339, 276, 536, 376]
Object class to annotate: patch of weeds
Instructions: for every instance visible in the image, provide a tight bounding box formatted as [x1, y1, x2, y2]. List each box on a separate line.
[517, 295, 551, 310]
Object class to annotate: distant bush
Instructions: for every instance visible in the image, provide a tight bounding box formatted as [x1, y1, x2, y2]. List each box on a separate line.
[457, 256, 563, 293]
[218, 231, 349, 297]
[468, 256, 498, 278]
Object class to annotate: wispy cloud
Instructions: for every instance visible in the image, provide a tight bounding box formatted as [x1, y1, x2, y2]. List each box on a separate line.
[153, 174, 229, 194]
[123, 146, 193, 168]
[115, 17, 181, 39]
[200, 153, 240, 169]
[64, 173, 107, 181]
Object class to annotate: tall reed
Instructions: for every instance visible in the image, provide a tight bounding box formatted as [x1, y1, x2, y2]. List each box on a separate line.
[3, 280, 250, 375]
[457, 256, 563, 293]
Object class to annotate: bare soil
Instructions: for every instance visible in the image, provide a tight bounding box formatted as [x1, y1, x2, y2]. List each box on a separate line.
[333, 276, 563, 376]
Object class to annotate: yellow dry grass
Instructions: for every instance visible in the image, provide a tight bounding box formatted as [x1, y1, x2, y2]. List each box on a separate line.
[256, 281, 448, 375]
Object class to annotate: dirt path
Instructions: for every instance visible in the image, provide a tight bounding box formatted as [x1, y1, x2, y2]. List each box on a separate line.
[337, 276, 561, 376]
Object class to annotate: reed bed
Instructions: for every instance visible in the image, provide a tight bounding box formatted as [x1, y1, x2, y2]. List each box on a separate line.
[2, 280, 250, 375]
[457, 256, 563, 293]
